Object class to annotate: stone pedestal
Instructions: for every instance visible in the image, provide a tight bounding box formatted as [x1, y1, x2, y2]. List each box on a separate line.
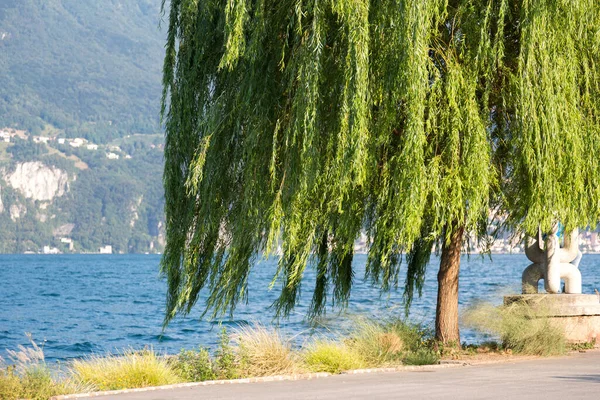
[504, 294, 600, 343]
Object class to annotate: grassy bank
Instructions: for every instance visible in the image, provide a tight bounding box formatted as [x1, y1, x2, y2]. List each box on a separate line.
[1, 318, 436, 399]
[1, 308, 584, 400]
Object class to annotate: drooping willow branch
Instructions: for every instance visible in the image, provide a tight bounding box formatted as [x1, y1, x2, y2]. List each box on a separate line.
[160, 0, 600, 325]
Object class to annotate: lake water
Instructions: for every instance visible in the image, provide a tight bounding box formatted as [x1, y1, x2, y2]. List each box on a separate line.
[1, 254, 599, 362]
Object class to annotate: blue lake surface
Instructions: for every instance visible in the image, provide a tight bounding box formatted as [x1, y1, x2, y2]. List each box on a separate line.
[1, 254, 599, 362]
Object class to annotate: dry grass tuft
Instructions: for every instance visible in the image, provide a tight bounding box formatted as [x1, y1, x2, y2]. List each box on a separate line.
[69, 349, 182, 391]
[378, 332, 404, 354]
[235, 325, 301, 376]
[348, 318, 406, 366]
[346, 317, 439, 367]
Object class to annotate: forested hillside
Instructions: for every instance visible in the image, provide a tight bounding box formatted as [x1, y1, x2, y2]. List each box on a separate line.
[0, 0, 164, 142]
[0, 0, 167, 253]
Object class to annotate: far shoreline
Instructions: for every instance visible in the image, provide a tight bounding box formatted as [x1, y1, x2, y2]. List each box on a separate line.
[7, 251, 600, 255]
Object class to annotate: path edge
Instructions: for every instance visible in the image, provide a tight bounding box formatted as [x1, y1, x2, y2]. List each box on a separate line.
[50, 363, 465, 399]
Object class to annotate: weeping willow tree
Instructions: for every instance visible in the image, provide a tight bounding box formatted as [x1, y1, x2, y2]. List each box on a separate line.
[160, 0, 600, 345]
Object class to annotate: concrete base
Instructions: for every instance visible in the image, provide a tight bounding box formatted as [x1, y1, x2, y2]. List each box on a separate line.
[504, 294, 600, 343]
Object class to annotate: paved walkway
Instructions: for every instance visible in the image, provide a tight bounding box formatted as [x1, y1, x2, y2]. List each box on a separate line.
[99, 351, 600, 400]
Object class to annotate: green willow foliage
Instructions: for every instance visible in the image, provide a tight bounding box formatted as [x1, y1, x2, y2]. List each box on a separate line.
[506, 0, 600, 234]
[161, 0, 600, 324]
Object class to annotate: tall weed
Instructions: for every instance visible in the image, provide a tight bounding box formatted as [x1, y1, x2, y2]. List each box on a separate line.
[214, 328, 239, 379]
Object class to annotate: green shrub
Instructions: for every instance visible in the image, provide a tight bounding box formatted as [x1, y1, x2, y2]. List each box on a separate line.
[304, 341, 365, 373]
[170, 348, 216, 382]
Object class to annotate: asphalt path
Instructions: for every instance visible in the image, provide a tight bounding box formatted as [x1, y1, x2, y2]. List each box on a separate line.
[98, 351, 600, 400]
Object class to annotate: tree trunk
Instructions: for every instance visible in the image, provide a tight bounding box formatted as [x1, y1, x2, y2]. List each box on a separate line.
[435, 223, 464, 346]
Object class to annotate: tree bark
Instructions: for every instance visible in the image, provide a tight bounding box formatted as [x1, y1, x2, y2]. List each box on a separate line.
[435, 223, 464, 346]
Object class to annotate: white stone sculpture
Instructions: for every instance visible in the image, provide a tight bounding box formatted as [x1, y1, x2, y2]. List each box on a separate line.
[522, 224, 582, 294]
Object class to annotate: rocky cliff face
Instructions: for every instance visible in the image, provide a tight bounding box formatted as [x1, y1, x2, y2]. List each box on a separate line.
[4, 162, 69, 202]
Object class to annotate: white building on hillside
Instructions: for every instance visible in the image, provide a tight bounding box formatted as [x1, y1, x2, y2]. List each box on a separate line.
[33, 136, 50, 144]
[43, 245, 61, 254]
[60, 237, 74, 251]
[69, 138, 85, 148]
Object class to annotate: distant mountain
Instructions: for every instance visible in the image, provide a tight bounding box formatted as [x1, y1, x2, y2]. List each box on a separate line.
[0, 1, 167, 253]
[0, 0, 165, 142]
[0, 131, 165, 254]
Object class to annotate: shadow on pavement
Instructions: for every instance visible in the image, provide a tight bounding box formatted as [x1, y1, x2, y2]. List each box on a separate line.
[553, 375, 600, 383]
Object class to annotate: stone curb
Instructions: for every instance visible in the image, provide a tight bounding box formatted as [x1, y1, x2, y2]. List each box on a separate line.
[50, 372, 331, 399]
[341, 362, 468, 374]
[50, 364, 466, 399]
